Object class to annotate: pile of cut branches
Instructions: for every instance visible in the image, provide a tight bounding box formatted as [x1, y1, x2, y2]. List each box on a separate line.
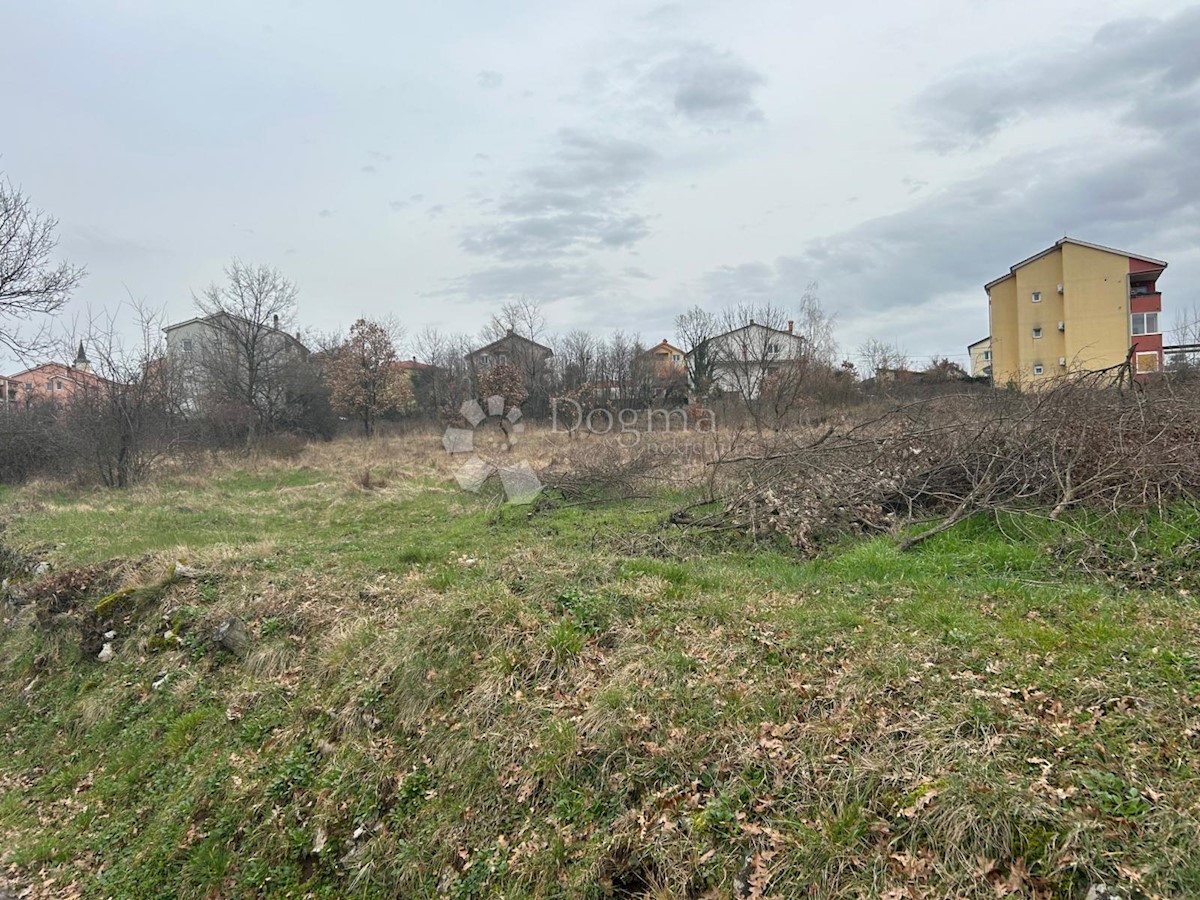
[540, 440, 668, 502]
[688, 370, 1200, 554]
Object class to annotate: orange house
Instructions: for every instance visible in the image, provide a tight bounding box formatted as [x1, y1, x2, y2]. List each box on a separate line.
[638, 339, 689, 400]
[643, 339, 687, 375]
[4, 344, 110, 409]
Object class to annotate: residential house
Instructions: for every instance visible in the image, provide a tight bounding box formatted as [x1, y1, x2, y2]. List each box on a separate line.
[642, 339, 687, 373]
[967, 336, 992, 379]
[871, 367, 922, 385]
[637, 339, 689, 402]
[465, 329, 554, 373]
[164, 312, 309, 409]
[395, 357, 440, 374]
[4, 344, 108, 409]
[986, 237, 1166, 386]
[688, 320, 806, 399]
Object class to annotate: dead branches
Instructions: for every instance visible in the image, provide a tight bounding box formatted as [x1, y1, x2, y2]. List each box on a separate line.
[691, 375, 1200, 554]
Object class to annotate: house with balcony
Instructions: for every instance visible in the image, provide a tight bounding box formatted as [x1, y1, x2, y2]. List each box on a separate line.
[985, 237, 1166, 386]
[637, 339, 689, 402]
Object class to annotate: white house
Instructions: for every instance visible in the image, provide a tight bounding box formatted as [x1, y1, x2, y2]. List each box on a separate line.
[164, 312, 308, 411]
[688, 320, 806, 398]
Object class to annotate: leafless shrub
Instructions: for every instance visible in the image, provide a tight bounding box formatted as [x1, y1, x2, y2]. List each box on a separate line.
[691, 369, 1200, 554]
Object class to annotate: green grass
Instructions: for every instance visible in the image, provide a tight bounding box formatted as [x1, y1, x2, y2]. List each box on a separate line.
[2, 460, 1200, 897]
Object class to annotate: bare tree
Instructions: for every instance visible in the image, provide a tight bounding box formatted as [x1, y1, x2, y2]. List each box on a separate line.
[793, 282, 837, 366]
[414, 326, 474, 417]
[192, 260, 304, 438]
[674, 305, 717, 397]
[69, 303, 181, 488]
[481, 296, 547, 344]
[559, 328, 598, 393]
[0, 178, 85, 357]
[858, 338, 910, 379]
[1168, 303, 1200, 375]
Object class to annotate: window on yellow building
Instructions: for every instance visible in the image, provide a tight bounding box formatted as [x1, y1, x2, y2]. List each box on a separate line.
[1033, 365, 1044, 376]
[1032, 327, 1043, 339]
[1132, 312, 1159, 335]
[1031, 291, 1042, 303]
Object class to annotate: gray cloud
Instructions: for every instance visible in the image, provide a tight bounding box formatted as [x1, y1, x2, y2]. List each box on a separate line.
[477, 69, 504, 90]
[645, 43, 765, 125]
[460, 129, 656, 261]
[439, 261, 614, 303]
[915, 7, 1200, 150]
[448, 38, 763, 308]
[317, 208, 334, 218]
[573, 41, 767, 131]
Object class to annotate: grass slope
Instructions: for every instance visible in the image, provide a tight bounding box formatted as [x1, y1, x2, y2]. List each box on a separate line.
[2, 454, 1199, 898]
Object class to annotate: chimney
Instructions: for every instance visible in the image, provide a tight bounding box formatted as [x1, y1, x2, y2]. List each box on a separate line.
[787, 320, 794, 334]
[507, 327, 514, 336]
[273, 314, 280, 330]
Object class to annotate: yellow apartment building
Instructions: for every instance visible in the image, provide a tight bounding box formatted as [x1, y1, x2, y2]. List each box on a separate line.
[983, 238, 1166, 387]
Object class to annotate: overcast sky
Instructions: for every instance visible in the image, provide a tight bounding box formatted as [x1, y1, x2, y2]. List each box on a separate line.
[4, 0, 1198, 370]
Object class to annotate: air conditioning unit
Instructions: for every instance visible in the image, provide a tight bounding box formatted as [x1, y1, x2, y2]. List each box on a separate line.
[1058, 357, 1067, 366]
[1056, 283, 1064, 294]
[1057, 321, 1065, 331]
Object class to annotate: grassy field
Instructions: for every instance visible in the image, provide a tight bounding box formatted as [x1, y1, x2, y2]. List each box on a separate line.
[1, 436, 1199, 898]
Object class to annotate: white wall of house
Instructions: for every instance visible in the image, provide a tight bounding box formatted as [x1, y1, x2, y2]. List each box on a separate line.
[164, 315, 307, 412]
[696, 323, 806, 398]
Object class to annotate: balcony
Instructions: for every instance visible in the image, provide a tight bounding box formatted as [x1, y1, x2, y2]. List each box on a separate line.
[1130, 290, 1161, 314]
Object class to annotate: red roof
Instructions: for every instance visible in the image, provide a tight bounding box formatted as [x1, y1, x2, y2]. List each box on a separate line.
[393, 358, 440, 372]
